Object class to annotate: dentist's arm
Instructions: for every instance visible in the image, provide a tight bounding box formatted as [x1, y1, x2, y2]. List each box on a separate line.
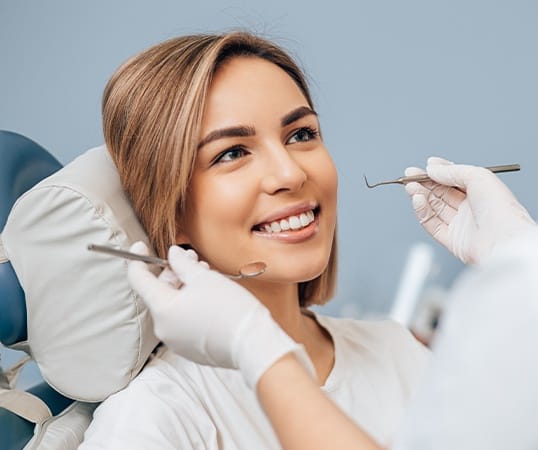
[257, 353, 381, 450]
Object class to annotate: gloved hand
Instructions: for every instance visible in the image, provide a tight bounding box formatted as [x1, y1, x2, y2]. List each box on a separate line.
[405, 157, 536, 264]
[127, 242, 315, 388]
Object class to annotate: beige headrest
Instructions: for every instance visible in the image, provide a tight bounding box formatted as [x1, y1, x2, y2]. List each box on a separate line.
[2, 145, 159, 402]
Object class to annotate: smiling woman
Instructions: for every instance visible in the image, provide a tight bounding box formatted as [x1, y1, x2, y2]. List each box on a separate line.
[79, 32, 430, 449]
[102, 33, 337, 308]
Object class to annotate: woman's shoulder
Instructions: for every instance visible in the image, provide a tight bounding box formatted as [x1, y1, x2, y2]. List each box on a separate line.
[313, 312, 430, 371]
[313, 312, 430, 404]
[313, 311, 419, 343]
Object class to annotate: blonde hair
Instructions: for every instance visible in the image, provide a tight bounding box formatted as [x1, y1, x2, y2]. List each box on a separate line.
[102, 31, 337, 306]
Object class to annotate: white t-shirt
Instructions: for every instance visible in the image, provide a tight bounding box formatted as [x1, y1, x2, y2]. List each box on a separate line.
[81, 314, 429, 449]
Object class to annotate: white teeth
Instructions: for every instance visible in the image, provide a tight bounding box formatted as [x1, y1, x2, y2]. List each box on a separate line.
[258, 209, 316, 234]
[289, 216, 301, 230]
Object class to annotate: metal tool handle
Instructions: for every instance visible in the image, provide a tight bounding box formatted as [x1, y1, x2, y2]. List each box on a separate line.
[400, 163, 520, 184]
[87, 244, 267, 279]
[87, 244, 169, 267]
[486, 164, 521, 174]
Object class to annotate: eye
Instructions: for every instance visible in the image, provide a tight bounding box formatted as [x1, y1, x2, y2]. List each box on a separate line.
[213, 146, 249, 164]
[287, 126, 320, 144]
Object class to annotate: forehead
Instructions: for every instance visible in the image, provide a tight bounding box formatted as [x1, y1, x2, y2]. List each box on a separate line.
[202, 56, 310, 129]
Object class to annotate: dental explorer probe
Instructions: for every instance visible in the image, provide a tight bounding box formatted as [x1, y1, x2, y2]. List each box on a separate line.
[87, 244, 266, 279]
[363, 164, 520, 189]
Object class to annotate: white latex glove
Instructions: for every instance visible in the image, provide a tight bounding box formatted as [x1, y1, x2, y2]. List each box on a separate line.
[127, 242, 315, 388]
[405, 156, 536, 264]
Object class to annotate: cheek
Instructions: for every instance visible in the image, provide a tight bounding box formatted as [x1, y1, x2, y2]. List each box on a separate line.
[184, 175, 256, 259]
[310, 151, 338, 251]
[324, 159, 338, 200]
[307, 149, 338, 208]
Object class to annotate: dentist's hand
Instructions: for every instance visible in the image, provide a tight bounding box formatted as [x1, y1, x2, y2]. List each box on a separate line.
[405, 157, 536, 264]
[127, 242, 314, 388]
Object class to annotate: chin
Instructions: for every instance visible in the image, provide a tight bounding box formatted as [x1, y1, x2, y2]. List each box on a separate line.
[300, 262, 329, 282]
[267, 256, 329, 284]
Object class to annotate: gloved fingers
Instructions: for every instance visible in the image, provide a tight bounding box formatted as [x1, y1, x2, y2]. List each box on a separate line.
[127, 258, 178, 312]
[427, 156, 453, 166]
[410, 193, 450, 242]
[404, 166, 425, 176]
[185, 249, 200, 262]
[167, 245, 209, 283]
[411, 194, 447, 230]
[426, 162, 491, 190]
[406, 182, 459, 225]
[405, 176, 459, 235]
[446, 201, 477, 263]
[404, 166, 437, 191]
[431, 184, 466, 210]
[406, 183, 437, 223]
[427, 189, 459, 225]
[130, 240, 151, 256]
[158, 267, 183, 289]
[127, 242, 181, 304]
[406, 165, 466, 209]
[427, 162, 529, 220]
[180, 248, 209, 269]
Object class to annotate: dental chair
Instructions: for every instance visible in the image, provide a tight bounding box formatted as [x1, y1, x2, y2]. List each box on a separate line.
[0, 130, 159, 449]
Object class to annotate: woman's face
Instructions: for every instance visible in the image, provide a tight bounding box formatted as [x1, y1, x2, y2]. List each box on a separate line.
[179, 56, 337, 285]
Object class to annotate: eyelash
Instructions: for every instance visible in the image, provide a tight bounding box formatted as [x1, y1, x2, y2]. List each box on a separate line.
[288, 126, 320, 144]
[212, 126, 320, 165]
[212, 146, 249, 165]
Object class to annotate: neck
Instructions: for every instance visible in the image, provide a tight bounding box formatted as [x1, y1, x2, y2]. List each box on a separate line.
[239, 278, 307, 341]
[238, 278, 335, 387]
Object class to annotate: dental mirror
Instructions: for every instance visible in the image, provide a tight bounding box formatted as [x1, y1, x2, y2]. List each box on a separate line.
[87, 244, 266, 279]
[227, 261, 267, 279]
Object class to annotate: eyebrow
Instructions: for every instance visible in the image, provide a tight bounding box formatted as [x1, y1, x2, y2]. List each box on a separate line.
[281, 106, 318, 127]
[198, 106, 318, 150]
[197, 125, 255, 149]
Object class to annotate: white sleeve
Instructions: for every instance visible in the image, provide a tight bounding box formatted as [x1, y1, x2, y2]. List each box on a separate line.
[79, 372, 217, 449]
[392, 231, 538, 450]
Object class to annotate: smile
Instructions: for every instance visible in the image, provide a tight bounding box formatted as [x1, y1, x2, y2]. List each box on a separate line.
[253, 208, 317, 234]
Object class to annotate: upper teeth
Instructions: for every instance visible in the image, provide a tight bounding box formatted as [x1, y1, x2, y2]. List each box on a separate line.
[261, 210, 315, 233]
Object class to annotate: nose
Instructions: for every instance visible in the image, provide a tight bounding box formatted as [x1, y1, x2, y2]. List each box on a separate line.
[260, 144, 307, 195]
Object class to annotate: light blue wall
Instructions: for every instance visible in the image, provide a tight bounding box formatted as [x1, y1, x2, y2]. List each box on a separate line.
[1, 1, 537, 381]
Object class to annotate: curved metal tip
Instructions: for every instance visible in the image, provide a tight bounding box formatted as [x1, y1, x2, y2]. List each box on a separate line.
[363, 174, 375, 189]
[363, 174, 391, 189]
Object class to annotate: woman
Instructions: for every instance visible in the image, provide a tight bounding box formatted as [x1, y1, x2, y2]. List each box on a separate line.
[80, 31, 429, 448]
